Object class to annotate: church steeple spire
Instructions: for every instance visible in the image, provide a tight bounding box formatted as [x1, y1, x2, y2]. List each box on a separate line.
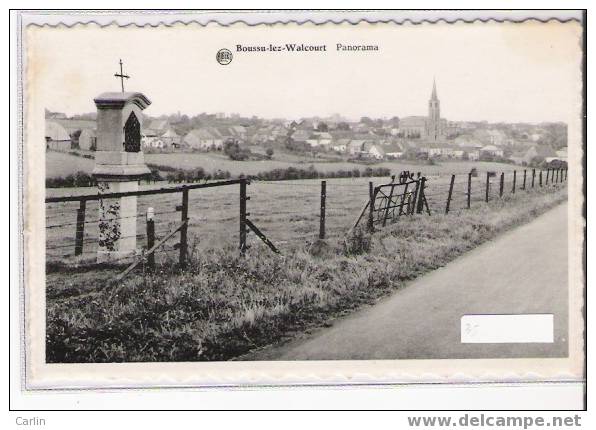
[427, 78, 441, 141]
[430, 77, 438, 101]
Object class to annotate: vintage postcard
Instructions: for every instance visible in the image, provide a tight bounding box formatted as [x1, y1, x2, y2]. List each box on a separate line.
[17, 10, 585, 389]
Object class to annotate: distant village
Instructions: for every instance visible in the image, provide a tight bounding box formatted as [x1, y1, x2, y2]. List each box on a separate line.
[45, 81, 568, 167]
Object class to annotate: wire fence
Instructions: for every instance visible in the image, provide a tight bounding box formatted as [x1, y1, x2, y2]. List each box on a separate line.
[45, 167, 568, 267]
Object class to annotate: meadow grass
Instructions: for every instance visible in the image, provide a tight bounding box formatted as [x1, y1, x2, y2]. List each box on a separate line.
[46, 151, 95, 177]
[46, 148, 518, 179]
[46, 186, 567, 362]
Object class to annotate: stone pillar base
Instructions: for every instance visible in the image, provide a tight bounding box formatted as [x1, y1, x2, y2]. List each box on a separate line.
[97, 249, 139, 264]
[96, 180, 140, 263]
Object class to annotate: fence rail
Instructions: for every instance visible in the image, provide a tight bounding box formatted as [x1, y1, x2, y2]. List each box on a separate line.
[45, 179, 244, 203]
[45, 167, 568, 268]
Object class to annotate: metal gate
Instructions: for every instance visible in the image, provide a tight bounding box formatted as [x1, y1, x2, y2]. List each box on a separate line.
[350, 171, 430, 233]
[369, 172, 429, 228]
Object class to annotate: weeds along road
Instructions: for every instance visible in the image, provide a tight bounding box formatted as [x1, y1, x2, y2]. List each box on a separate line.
[247, 202, 569, 360]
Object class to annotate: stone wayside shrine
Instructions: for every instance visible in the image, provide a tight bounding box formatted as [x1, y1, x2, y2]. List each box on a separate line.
[92, 91, 151, 261]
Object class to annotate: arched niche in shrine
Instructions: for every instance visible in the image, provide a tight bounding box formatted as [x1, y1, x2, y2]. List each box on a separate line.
[123, 111, 141, 152]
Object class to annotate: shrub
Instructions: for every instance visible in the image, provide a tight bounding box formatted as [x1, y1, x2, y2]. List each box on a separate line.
[46, 171, 97, 188]
[343, 227, 372, 256]
[224, 140, 251, 161]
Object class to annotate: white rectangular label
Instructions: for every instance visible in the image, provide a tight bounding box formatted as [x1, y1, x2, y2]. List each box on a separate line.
[461, 314, 554, 343]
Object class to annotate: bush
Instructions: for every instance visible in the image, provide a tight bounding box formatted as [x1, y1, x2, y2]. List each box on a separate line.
[343, 227, 372, 256]
[224, 140, 251, 161]
[46, 171, 97, 188]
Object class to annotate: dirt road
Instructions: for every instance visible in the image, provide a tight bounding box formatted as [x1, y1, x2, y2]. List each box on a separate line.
[247, 202, 569, 360]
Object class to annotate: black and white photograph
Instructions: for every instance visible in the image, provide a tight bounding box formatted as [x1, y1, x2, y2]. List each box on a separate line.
[16, 10, 585, 391]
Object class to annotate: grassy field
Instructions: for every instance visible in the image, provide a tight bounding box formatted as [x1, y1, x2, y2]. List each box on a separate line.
[45, 166, 534, 263]
[46, 183, 567, 362]
[144, 152, 520, 177]
[46, 150, 95, 177]
[46, 148, 519, 179]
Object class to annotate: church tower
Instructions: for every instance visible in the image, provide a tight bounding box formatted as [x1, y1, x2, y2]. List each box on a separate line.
[427, 79, 441, 141]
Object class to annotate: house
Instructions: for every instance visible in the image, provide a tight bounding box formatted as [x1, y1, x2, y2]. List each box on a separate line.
[143, 137, 166, 149]
[449, 149, 465, 159]
[143, 128, 160, 138]
[309, 131, 333, 147]
[473, 129, 509, 146]
[45, 120, 72, 150]
[545, 146, 568, 163]
[52, 119, 96, 148]
[332, 138, 351, 153]
[161, 128, 181, 147]
[347, 140, 367, 156]
[78, 128, 97, 150]
[486, 129, 508, 146]
[419, 143, 448, 158]
[54, 119, 96, 136]
[380, 142, 404, 159]
[213, 127, 233, 141]
[364, 143, 385, 160]
[291, 129, 311, 143]
[383, 143, 404, 159]
[480, 145, 504, 158]
[251, 130, 274, 144]
[467, 150, 480, 161]
[228, 126, 247, 139]
[183, 129, 224, 150]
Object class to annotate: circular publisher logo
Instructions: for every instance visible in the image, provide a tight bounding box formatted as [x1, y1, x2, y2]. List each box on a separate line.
[216, 49, 233, 65]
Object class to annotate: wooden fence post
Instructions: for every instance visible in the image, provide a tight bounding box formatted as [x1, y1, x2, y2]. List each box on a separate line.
[539, 170, 543, 187]
[522, 170, 527, 190]
[512, 170, 517, 194]
[499, 172, 504, 197]
[409, 178, 420, 215]
[179, 187, 189, 267]
[74, 199, 86, 256]
[319, 180, 326, 239]
[545, 168, 550, 185]
[532, 169, 536, 188]
[240, 178, 248, 253]
[467, 172, 472, 209]
[416, 177, 426, 214]
[485, 172, 490, 203]
[146, 207, 155, 270]
[368, 181, 375, 231]
[445, 174, 455, 214]
[565, 168, 568, 181]
[556, 168, 560, 183]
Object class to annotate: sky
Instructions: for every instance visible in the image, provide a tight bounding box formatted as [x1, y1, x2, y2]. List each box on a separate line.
[27, 20, 583, 123]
